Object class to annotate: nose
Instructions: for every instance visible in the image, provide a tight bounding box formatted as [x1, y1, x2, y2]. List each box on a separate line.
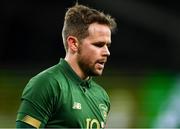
[103, 46, 110, 57]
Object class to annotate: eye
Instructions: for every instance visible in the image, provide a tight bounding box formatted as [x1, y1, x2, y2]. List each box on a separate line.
[107, 43, 111, 48]
[93, 42, 106, 48]
[93, 42, 111, 48]
[94, 43, 104, 48]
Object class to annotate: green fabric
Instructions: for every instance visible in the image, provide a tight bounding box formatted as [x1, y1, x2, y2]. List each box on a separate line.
[16, 58, 110, 128]
[16, 120, 35, 128]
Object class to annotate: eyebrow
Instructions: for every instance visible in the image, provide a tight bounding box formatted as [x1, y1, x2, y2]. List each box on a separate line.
[93, 41, 111, 44]
[92, 41, 111, 47]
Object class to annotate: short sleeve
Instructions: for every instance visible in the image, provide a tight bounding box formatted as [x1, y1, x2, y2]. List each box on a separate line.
[16, 74, 60, 128]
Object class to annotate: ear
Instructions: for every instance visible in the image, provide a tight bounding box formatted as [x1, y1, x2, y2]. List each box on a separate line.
[67, 36, 79, 52]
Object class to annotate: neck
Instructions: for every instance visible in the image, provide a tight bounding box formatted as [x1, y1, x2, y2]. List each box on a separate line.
[64, 54, 89, 80]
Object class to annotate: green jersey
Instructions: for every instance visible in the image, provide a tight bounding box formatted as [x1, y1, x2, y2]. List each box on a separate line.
[16, 58, 110, 128]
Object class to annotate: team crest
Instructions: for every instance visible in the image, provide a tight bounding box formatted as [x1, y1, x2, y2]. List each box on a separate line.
[99, 104, 108, 120]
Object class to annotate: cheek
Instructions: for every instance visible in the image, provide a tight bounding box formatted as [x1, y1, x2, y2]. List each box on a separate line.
[85, 49, 99, 60]
[80, 45, 95, 55]
[87, 46, 100, 54]
[79, 44, 101, 59]
[80, 49, 96, 64]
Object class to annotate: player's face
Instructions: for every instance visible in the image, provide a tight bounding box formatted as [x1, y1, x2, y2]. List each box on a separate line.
[77, 23, 111, 76]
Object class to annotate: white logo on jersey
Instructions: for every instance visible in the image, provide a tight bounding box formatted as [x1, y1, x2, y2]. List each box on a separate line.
[72, 102, 81, 110]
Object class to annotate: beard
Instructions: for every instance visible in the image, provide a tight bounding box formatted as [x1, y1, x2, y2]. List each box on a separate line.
[77, 47, 102, 77]
[78, 60, 96, 76]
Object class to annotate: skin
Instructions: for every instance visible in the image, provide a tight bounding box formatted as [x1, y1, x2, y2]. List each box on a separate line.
[65, 23, 111, 80]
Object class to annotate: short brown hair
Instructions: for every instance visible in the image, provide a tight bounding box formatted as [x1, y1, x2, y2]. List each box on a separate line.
[62, 3, 117, 52]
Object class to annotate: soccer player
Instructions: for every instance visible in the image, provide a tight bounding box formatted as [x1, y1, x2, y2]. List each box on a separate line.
[16, 3, 117, 128]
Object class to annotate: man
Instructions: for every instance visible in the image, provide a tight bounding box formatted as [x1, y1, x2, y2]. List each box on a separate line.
[16, 3, 117, 128]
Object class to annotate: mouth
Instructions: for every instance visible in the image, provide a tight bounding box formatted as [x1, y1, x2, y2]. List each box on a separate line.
[96, 59, 107, 69]
[98, 61, 105, 65]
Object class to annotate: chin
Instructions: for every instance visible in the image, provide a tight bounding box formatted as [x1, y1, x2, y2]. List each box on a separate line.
[94, 70, 103, 76]
[88, 68, 104, 76]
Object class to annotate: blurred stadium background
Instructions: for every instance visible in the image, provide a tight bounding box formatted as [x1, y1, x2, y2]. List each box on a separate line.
[1, 0, 180, 128]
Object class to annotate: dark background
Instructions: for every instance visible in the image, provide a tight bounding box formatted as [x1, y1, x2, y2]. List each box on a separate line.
[1, 0, 180, 127]
[1, 0, 180, 72]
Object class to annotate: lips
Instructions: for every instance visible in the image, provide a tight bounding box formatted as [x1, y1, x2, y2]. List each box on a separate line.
[96, 59, 107, 69]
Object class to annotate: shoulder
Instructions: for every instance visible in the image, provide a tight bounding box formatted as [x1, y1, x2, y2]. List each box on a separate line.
[22, 64, 64, 97]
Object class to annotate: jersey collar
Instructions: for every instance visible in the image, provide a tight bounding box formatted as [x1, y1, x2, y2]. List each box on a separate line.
[59, 58, 91, 88]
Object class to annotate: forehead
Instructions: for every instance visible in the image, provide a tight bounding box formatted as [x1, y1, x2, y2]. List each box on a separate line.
[88, 23, 111, 37]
